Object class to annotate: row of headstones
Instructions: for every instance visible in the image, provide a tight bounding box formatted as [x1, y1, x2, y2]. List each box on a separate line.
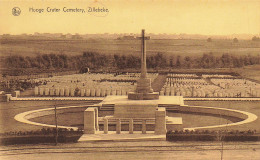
[163, 84, 220, 91]
[167, 74, 198, 77]
[35, 87, 130, 97]
[163, 84, 259, 96]
[159, 89, 260, 97]
[217, 83, 258, 89]
[165, 82, 210, 87]
[2, 71, 77, 80]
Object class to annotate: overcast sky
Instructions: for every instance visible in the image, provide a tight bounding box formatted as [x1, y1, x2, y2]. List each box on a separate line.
[0, 0, 259, 35]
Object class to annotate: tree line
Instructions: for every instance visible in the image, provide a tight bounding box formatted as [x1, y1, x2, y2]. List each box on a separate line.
[3, 52, 260, 71]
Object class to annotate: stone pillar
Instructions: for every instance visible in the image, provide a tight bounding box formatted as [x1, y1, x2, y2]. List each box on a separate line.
[154, 108, 166, 135]
[140, 29, 147, 78]
[34, 87, 39, 95]
[13, 91, 20, 97]
[93, 107, 99, 131]
[6, 94, 12, 102]
[104, 118, 108, 134]
[142, 119, 146, 134]
[116, 119, 121, 134]
[84, 108, 96, 134]
[129, 119, 133, 134]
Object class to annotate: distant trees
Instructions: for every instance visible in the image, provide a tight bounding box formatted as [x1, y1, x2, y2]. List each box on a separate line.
[3, 52, 260, 72]
[207, 38, 212, 42]
[233, 38, 238, 43]
[252, 36, 260, 41]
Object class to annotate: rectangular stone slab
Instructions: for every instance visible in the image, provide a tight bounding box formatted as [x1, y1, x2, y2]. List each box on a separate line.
[114, 103, 158, 118]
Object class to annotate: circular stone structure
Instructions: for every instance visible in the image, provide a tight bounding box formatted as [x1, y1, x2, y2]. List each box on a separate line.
[14, 105, 257, 131]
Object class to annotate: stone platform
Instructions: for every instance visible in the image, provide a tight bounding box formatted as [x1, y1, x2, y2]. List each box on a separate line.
[128, 92, 159, 100]
[78, 131, 166, 142]
[97, 95, 184, 131]
[100, 95, 184, 107]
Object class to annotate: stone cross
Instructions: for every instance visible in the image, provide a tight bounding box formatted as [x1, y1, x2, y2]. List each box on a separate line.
[137, 29, 150, 78]
[128, 29, 159, 100]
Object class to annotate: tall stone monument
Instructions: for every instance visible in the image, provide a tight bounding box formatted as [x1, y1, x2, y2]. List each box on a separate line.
[83, 29, 184, 136]
[128, 29, 159, 100]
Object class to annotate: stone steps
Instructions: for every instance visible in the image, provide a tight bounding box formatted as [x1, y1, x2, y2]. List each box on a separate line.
[151, 74, 167, 92]
[100, 104, 115, 111]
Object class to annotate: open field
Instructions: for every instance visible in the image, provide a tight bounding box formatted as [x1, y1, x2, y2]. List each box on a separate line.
[1, 38, 260, 57]
[233, 65, 260, 82]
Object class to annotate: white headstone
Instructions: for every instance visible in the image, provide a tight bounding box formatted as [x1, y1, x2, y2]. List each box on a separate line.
[65, 88, 70, 97]
[55, 88, 60, 96]
[60, 88, 64, 96]
[96, 89, 101, 97]
[50, 88, 54, 96]
[86, 89, 90, 97]
[90, 89, 95, 97]
[44, 88, 49, 96]
[70, 88, 75, 97]
[34, 87, 39, 95]
[81, 89, 85, 97]
[39, 87, 44, 96]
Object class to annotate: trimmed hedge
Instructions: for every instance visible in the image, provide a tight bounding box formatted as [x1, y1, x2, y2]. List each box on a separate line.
[166, 130, 260, 141]
[0, 135, 82, 145]
[0, 128, 83, 145]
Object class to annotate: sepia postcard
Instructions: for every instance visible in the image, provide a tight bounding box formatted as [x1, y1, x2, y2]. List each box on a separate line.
[0, 0, 260, 159]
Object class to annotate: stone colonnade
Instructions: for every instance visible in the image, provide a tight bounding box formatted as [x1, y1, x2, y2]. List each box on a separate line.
[84, 107, 166, 135]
